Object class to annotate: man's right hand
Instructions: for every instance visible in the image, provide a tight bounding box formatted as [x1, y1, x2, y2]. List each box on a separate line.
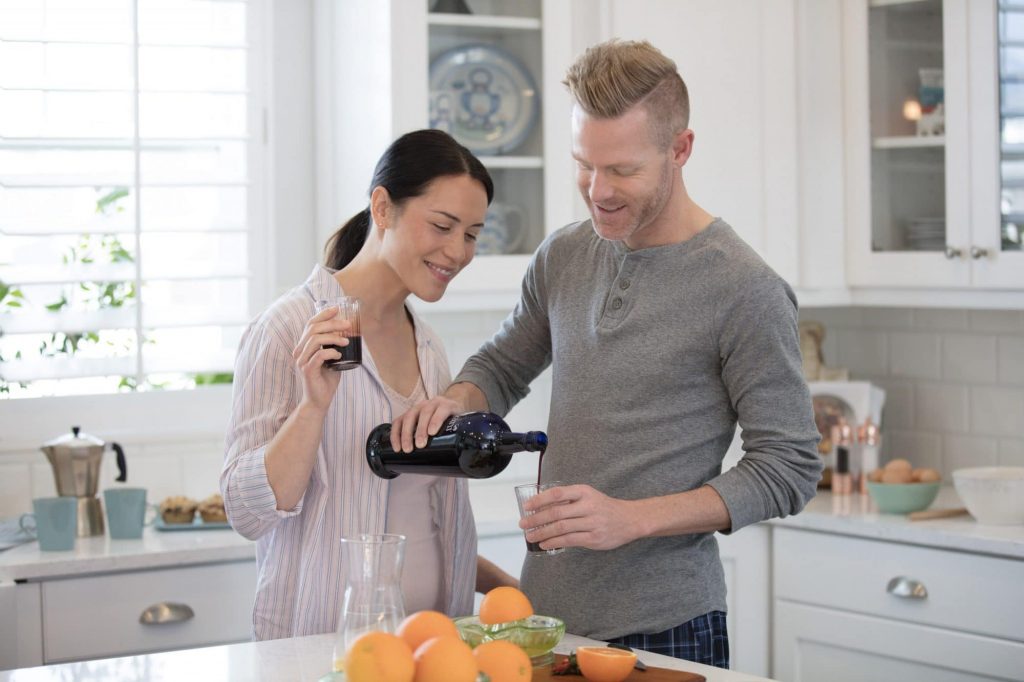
[390, 396, 466, 453]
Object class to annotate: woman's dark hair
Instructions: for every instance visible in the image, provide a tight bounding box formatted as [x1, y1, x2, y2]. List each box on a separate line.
[324, 129, 494, 270]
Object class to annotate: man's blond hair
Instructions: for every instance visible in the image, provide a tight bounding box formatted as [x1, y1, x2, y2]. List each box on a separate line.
[563, 39, 689, 149]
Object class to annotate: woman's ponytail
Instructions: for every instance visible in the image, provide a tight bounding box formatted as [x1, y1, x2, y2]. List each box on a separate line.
[324, 208, 371, 270]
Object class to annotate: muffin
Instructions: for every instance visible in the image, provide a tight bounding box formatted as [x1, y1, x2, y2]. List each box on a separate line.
[198, 493, 227, 523]
[159, 495, 198, 524]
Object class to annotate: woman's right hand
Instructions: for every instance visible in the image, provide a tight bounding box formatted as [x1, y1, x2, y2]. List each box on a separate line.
[292, 306, 352, 412]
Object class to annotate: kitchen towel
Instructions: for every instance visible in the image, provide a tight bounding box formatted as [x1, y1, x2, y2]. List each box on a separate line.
[0, 516, 37, 551]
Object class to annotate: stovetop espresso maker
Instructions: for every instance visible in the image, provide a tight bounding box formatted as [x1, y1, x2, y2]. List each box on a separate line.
[40, 426, 127, 537]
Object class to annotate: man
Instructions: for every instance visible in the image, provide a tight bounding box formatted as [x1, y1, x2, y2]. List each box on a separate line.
[391, 39, 822, 668]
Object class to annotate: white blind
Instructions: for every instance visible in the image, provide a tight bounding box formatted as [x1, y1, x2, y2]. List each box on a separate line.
[0, 0, 264, 398]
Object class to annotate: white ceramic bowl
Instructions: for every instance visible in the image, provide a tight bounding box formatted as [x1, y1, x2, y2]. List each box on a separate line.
[952, 467, 1024, 525]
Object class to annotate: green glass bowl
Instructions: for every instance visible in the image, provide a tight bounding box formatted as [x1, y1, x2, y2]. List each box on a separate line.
[454, 614, 565, 666]
[866, 481, 940, 514]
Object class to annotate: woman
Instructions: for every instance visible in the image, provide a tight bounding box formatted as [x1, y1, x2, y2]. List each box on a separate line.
[221, 129, 515, 641]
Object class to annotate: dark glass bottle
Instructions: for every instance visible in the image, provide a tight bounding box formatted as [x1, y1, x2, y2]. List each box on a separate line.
[366, 411, 547, 479]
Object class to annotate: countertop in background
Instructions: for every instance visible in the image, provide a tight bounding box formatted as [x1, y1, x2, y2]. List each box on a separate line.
[3, 486, 1022, 584]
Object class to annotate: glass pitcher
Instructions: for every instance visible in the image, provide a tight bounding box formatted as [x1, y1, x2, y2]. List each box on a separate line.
[332, 533, 407, 673]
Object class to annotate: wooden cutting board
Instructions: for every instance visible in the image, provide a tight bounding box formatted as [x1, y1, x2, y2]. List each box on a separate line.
[534, 654, 706, 682]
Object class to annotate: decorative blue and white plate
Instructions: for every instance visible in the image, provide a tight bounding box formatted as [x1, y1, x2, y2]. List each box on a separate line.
[429, 44, 539, 156]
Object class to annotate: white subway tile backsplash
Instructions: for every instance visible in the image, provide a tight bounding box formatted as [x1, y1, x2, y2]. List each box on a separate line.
[998, 439, 1024, 467]
[181, 450, 227, 501]
[812, 306, 1024, 479]
[997, 336, 1024, 386]
[969, 310, 1022, 333]
[890, 332, 942, 380]
[874, 378, 914, 429]
[0, 463, 32, 517]
[913, 308, 969, 331]
[802, 308, 864, 329]
[943, 434, 998, 473]
[836, 330, 888, 376]
[942, 334, 998, 383]
[866, 307, 914, 330]
[110, 455, 183, 502]
[970, 386, 1024, 437]
[31, 462, 58, 499]
[886, 430, 942, 471]
[916, 384, 968, 433]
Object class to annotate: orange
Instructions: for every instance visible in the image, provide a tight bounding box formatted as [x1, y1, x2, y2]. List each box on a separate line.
[478, 586, 534, 625]
[396, 610, 459, 652]
[413, 635, 478, 682]
[575, 646, 637, 682]
[473, 639, 532, 682]
[341, 630, 415, 682]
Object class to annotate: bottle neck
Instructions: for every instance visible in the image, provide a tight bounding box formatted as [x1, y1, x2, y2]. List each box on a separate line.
[496, 431, 547, 454]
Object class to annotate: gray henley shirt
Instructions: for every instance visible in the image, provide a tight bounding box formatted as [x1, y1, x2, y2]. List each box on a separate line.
[455, 218, 822, 640]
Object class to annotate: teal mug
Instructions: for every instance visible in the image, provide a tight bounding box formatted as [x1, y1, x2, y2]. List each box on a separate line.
[20, 497, 77, 551]
[103, 487, 155, 539]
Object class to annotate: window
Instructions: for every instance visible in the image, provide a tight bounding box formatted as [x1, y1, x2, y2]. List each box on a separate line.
[0, 0, 267, 398]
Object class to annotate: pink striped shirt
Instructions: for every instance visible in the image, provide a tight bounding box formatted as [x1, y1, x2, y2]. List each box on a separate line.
[221, 265, 477, 641]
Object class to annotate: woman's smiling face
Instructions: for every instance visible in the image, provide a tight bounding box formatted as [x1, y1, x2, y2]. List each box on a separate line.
[379, 174, 489, 302]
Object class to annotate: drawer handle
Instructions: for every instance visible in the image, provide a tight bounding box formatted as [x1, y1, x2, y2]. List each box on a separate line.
[139, 601, 195, 625]
[886, 576, 928, 600]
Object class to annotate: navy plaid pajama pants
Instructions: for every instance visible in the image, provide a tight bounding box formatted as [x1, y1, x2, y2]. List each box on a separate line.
[607, 610, 730, 669]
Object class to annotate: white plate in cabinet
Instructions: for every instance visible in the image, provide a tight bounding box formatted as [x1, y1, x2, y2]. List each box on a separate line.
[773, 527, 1024, 642]
[41, 560, 256, 663]
[774, 600, 1024, 682]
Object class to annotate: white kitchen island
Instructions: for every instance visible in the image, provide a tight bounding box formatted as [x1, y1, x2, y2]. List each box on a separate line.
[0, 631, 775, 682]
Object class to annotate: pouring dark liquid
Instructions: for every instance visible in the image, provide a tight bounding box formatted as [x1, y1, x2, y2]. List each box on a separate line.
[366, 412, 547, 479]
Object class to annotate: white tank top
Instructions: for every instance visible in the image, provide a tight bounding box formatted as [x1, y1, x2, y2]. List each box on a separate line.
[383, 376, 446, 613]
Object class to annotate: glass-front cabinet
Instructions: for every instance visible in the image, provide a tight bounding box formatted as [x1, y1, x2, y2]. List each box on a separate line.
[997, 2, 1024, 253]
[323, 0, 576, 310]
[844, 0, 1024, 290]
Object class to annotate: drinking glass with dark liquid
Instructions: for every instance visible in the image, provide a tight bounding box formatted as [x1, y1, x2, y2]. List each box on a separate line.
[315, 297, 362, 371]
[515, 481, 566, 556]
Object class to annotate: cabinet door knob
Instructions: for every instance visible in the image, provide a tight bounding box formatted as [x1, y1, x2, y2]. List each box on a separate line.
[969, 246, 989, 260]
[139, 601, 195, 625]
[886, 576, 928, 600]
[944, 246, 963, 259]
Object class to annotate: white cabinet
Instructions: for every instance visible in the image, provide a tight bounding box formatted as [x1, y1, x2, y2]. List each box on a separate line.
[319, 0, 577, 312]
[40, 560, 256, 663]
[600, 0, 841, 295]
[775, 600, 1024, 682]
[0, 583, 42, 670]
[0, 559, 256, 668]
[717, 524, 771, 678]
[842, 0, 1024, 291]
[773, 526, 1024, 681]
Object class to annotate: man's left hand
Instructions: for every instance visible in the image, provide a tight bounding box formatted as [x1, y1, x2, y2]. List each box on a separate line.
[519, 484, 644, 551]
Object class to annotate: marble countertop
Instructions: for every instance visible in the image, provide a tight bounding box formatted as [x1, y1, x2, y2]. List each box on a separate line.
[0, 632, 774, 682]
[773, 487, 1024, 560]
[0, 526, 254, 582]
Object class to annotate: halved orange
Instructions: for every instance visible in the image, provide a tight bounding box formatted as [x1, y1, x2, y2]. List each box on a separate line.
[575, 646, 637, 682]
[479, 586, 533, 625]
